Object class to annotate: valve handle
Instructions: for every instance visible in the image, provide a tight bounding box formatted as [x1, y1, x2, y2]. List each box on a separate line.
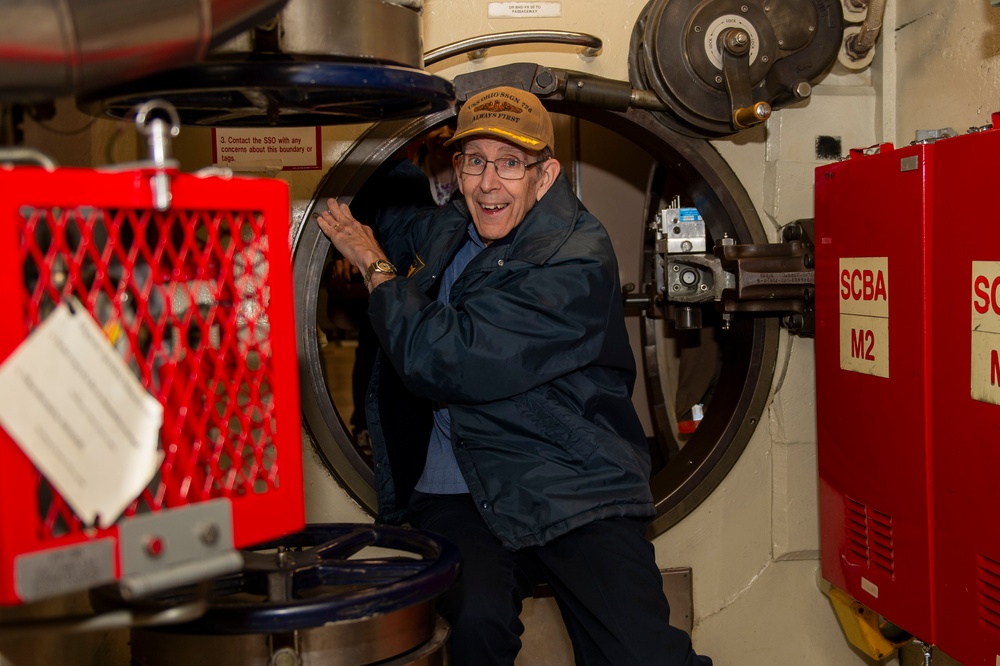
[720, 28, 771, 130]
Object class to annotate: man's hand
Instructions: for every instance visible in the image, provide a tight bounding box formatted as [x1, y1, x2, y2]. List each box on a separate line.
[317, 198, 395, 291]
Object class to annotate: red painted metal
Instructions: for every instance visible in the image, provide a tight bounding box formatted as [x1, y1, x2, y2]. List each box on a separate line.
[815, 139, 935, 644]
[816, 115, 1000, 664]
[0, 165, 303, 606]
[926, 115, 1000, 665]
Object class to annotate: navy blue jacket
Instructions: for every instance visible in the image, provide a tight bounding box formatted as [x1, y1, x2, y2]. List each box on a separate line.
[363, 162, 654, 549]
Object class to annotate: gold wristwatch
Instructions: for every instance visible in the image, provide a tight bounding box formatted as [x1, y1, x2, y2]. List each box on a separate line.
[364, 259, 397, 286]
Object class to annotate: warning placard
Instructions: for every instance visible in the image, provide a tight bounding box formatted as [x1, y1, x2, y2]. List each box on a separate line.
[971, 261, 1000, 405]
[211, 127, 321, 171]
[839, 257, 889, 378]
[487, 2, 562, 18]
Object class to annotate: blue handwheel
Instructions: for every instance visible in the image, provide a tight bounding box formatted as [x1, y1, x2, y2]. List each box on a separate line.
[101, 523, 461, 635]
[78, 62, 455, 127]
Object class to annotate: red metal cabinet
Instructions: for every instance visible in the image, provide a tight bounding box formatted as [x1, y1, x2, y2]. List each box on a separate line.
[817, 116, 1000, 664]
[815, 140, 935, 643]
[927, 123, 1000, 665]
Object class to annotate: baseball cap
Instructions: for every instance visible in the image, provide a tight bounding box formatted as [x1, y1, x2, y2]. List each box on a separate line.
[444, 86, 554, 152]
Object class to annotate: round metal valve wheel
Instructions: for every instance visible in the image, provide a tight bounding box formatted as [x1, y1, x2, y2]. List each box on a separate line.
[76, 0, 455, 127]
[629, 0, 844, 137]
[78, 62, 455, 127]
[94, 524, 461, 635]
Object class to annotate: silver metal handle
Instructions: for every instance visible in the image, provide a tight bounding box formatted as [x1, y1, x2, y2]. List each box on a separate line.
[118, 551, 245, 600]
[424, 30, 602, 67]
[0, 148, 57, 169]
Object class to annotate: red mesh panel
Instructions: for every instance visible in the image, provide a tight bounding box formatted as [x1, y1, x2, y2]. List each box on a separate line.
[0, 167, 303, 604]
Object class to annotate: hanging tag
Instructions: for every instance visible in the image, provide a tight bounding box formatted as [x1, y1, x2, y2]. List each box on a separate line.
[0, 299, 163, 528]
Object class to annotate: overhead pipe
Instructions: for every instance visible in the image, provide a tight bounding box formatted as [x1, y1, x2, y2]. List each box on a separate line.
[423, 30, 603, 67]
[840, 0, 886, 69]
[0, 0, 287, 102]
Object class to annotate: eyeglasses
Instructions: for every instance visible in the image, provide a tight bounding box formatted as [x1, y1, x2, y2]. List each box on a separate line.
[457, 154, 546, 180]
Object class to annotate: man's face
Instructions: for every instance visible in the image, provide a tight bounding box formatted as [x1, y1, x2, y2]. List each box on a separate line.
[454, 137, 560, 245]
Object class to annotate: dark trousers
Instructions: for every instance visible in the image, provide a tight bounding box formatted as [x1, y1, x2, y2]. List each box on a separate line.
[409, 493, 712, 666]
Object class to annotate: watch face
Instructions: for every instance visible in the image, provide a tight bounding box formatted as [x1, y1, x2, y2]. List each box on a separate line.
[365, 259, 397, 285]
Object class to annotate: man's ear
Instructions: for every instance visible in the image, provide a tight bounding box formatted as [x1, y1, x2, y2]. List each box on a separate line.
[535, 158, 561, 201]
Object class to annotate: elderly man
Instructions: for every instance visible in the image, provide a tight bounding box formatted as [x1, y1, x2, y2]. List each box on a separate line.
[317, 86, 711, 666]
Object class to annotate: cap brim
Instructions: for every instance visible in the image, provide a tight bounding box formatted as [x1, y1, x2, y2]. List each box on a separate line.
[443, 126, 547, 151]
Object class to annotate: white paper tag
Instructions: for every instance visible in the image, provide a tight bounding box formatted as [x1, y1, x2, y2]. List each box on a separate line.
[0, 300, 163, 528]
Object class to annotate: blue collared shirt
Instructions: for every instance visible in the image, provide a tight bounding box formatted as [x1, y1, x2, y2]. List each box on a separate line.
[414, 223, 486, 494]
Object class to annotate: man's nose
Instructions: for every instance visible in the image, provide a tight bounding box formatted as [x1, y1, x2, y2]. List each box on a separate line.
[479, 162, 502, 189]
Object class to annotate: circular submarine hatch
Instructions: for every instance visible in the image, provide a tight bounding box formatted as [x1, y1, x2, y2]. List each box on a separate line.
[293, 81, 779, 538]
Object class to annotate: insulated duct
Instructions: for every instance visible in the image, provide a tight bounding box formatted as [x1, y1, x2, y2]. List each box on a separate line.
[0, 0, 288, 102]
[839, 0, 886, 70]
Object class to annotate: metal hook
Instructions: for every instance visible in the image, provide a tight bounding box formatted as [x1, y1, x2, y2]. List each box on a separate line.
[131, 99, 181, 211]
